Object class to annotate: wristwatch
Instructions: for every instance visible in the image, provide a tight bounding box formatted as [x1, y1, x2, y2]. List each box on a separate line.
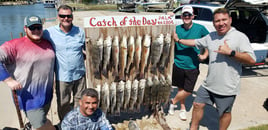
[229, 50, 236, 57]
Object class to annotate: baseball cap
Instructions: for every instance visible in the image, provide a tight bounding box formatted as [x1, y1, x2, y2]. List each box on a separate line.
[182, 5, 193, 15]
[24, 15, 42, 27]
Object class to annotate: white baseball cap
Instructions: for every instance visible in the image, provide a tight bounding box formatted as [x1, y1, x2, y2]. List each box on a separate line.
[182, 5, 193, 15]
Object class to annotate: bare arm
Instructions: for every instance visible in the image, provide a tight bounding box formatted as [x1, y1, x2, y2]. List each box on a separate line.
[214, 40, 256, 65]
[173, 30, 195, 47]
[198, 48, 209, 61]
[4, 77, 22, 90]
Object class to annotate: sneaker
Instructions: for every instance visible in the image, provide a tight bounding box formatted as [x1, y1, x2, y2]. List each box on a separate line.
[24, 122, 31, 130]
[179, 109, 187, 121]
[168, 104, 177, 115]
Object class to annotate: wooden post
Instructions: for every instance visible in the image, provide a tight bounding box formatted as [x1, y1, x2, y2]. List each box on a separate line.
[12, 90, 24, 129]
[19, 33, 23, 38]
[10, 32, 13, 40]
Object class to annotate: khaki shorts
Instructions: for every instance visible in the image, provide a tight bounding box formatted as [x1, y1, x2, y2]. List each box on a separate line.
[25, 103, 51, 129]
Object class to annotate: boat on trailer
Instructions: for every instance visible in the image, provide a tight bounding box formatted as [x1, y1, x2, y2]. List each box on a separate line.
[43, 0, 56, 8]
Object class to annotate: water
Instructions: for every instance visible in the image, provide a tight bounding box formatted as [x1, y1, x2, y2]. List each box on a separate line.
[0, 4, 57, 45]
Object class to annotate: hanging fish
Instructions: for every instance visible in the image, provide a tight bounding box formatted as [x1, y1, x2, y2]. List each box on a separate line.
[150, 33, 164, 74]
[119, 35, 128, 80]
[144, 76, 153, 106]
[163, 81, 172, 107]
[151, 75, 160, 106]
[163, 74, 172, 106]
[123, 80, 132, 111]
[134, 35, 142, 75]
[129, 79, 139, 112]
[158, 74, 166, 104]
[166, 74, 172, 86]
[91, 36, 103, 78]
[115, 80, 125, 116]
[112, 36, 119, 76]
[101, 82, 110, 114]
[136, 79, 146, 112]
[95, 84, 101, 107]
[158, 33, 171, 74]
[102, 36, 112, 76]
[125, 36, 135, 75]
[140, 34, 151, 79]
[109, 82, 117, 115]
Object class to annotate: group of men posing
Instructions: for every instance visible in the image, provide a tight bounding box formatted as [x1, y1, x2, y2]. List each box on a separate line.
[0, 4, 256, 130]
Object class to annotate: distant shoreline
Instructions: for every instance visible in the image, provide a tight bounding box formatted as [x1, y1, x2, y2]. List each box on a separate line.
[0, 1, 33, 6]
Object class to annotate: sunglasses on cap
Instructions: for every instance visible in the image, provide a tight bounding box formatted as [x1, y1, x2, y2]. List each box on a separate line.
[28, 25, 42, 31]
[58, 14, 73, 18]
[182, 12, 193, 17]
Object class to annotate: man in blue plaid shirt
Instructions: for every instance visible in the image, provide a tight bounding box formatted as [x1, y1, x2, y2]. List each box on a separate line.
[61, 88, 112, 130]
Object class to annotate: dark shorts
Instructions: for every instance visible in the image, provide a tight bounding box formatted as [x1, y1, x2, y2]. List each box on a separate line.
[172, 64, 200, 93]
[194, 86, 236, 117]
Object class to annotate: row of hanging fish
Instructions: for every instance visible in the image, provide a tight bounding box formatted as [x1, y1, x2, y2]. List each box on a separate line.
[95, 74, 172, 116]
[90, 33, 172, 80]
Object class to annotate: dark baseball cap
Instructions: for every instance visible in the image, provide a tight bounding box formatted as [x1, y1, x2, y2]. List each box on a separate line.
[24, 15, 42, 27]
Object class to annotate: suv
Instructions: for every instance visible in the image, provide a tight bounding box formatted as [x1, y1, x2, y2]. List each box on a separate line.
[172, 0, 268, 63]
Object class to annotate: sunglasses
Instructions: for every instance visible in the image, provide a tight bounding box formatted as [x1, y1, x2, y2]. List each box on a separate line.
[58, 14, 73, 18]
[182, 13, 193, 17]
[28, 25, 42, 31]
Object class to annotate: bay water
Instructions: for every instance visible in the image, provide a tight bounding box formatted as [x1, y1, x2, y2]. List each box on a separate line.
[0, 4, 57, 45]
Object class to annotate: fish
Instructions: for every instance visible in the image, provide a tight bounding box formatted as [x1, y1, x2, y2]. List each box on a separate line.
[151, 75, 160, 106]
[95, 84, 101, 107]
[129, 79, 139, 112]
[102, 36, 112, 76]
[136, 79, 146, 112]
[101, 82, 110, 114]
[158, 33, 171, 74]
[128, 120, 140, 130]
[125, 36, 135, 75]
[112, 36, 119, 76]
[119, 35, 128, 80]
[158, 74, 166, 104]
[144, 76, 153, 106]
[163, 82, 172, 107]
[123, 80, 132, 111]
[91, 37, 103, 78]
[134, 35, 142, 74]
[163, 75, 172, 106]
[115, 80, 125, 116]
[140, 34, 151, 79]
[150, 33, 164, 74]
[166, 74, 172, 86]
[109, 82, 117, 114]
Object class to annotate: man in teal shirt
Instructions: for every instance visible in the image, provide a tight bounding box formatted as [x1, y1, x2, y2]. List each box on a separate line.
[168, 5, 209, 121]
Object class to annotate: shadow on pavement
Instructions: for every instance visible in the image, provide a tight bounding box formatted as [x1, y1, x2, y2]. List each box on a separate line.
[2, 127, 18, 130]
[199, 105, 219, 130]
[107, 105, 154, 124]
[263, 98, 268, 111]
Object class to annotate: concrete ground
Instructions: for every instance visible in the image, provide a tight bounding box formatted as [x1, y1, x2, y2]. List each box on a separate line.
[1, 63, 268, 130]
[1, 10, 268, 130]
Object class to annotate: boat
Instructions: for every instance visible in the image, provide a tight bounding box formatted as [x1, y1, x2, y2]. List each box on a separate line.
[43, 0, 56, 8]
[117, 0, 139, 13]
[142, 1, 171, 12]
